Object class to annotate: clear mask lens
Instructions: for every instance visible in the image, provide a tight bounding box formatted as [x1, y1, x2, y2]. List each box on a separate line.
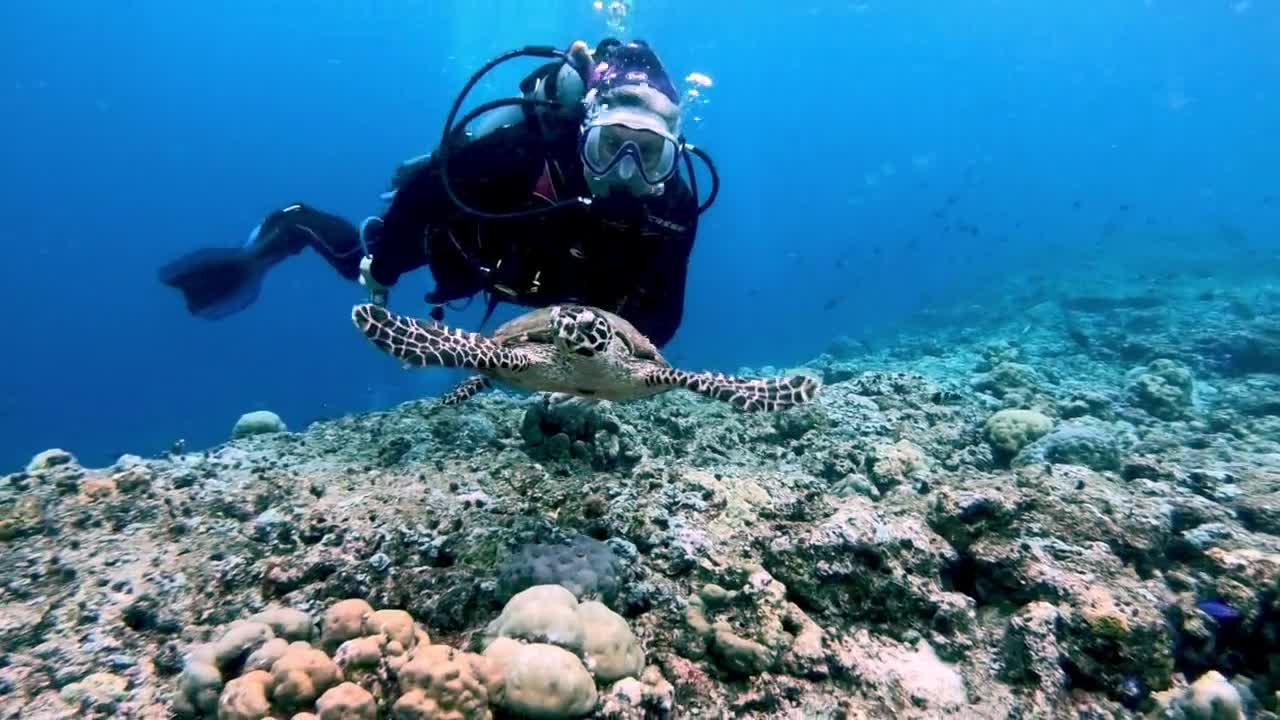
[581, 123, 679, 185]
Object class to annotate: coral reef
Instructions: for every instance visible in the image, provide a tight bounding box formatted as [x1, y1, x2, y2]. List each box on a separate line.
[2, 264, 1279, 719]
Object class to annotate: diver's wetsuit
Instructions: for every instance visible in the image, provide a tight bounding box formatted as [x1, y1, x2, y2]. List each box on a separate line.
[161, 112, 698, 346]
[370, 116, 698, 347]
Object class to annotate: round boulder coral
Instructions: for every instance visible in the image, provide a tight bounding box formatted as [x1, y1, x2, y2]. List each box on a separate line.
[365, 608, 416, 649]
[244, 637, 290, 673]
[212, 621, 275, 669]
[576, 601, 644, 684]
[217, 670, 272, 720]
[321, 599, 374, 652]
[172, 655, 223, 718]
[397, 644, 502, 719]
[1013, 422, 1122, 472]
[315, 682, 377, 720]
[232, 410, 288, 438]
[250, 607, 313, 642]
[483, 638, 597, 719]
[271, 642, 342, 710]
[485, 585, 586, 654]
[984, 409, 1053, 457]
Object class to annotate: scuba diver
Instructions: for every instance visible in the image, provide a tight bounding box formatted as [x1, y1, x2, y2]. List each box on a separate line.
[158, 38, 719, 348]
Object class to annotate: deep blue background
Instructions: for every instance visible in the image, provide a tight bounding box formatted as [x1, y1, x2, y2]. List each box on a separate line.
[1, 1, 1276, 469]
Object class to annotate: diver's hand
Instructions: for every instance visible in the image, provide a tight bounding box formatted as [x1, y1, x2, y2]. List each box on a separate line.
[568, 40, 593, 71]
[358, 255, 389, 306]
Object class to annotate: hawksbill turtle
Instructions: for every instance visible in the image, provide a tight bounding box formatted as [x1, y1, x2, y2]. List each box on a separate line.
[351, 303, 821, 412]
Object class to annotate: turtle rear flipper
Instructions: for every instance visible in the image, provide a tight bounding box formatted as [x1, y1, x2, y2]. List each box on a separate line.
[442, 376, 492, 405]
[649, 370, 821, 411]
[352, 304, 530, 371]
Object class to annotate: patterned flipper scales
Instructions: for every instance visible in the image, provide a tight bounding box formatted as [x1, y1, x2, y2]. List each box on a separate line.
[442, 376, 493, 405]
[352, 304, 530, 371]
[645, 369, 821, 411]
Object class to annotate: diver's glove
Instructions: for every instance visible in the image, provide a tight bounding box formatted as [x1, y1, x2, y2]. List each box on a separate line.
[358, 255, 389, 306]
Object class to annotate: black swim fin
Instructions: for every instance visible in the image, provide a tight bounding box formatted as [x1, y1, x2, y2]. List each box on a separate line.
[157, 247, 265, 320]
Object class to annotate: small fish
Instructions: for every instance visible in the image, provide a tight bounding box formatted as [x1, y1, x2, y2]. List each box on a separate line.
[1118, 675, 1145, 710]
[1072, 200, 1081, 210]
[822, 296, 845, 311]
[1067, 328, 1090, 347]
[1196, 599, 1242, 624]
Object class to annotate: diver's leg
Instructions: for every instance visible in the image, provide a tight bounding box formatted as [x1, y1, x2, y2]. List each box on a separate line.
[250, 203, 368, 281]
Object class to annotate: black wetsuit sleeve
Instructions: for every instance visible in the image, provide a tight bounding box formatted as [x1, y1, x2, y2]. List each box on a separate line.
[370, 125, 545, 291]
[368, 160, 442, 288]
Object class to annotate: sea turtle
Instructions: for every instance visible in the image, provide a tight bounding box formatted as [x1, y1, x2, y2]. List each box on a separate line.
[351, 303, 821, 411]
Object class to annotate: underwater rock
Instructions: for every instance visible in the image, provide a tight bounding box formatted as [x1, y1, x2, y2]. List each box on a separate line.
[678, 566, 828, 679]
[1000, 601, 1066, 697]
[1056, 389, 1115, 420]
[971, 362, 1044, 399]
[597, 666, 676, 720]
[1061, 294, 1166, 313]
[828, 632, 969, 714]
[26, 448, 76, 473]
[1153, 670, 1245, 720]
[0, 493, 46, 541]
[866, 439, 930, 491]
[58, 672, 128, 716]
[1128, 358, 1195, 420]
[1012, 421, 1123, 472]
[764, 499, 971, 650]
[976, 341, 1022, 372]
[231, 410, 287, 439]
[1198, 327, 1280, 376]
[431, 411, 499, 451]
[519, 395, 640, 470]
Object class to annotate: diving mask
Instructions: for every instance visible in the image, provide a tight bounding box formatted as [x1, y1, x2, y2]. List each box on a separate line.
[579, 112, 681, 192]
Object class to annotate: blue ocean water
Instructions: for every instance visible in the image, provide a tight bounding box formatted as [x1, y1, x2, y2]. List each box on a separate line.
[0, 1, 1275, 470]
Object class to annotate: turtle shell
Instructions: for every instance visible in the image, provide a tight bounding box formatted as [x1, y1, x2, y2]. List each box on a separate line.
[492, 306, 667, 365]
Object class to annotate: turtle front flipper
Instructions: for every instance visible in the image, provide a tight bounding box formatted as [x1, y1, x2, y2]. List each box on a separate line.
[352, 304, 529, 371]
[550, 305, 614, 357]
[646, 369, 821, 411]
[441, 376, 492, 405]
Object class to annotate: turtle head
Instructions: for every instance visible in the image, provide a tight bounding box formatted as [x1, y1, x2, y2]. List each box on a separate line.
[550, 305, 614, 358]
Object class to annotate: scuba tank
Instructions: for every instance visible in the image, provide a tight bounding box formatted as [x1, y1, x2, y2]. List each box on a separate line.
[466, 43, 595, 142]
